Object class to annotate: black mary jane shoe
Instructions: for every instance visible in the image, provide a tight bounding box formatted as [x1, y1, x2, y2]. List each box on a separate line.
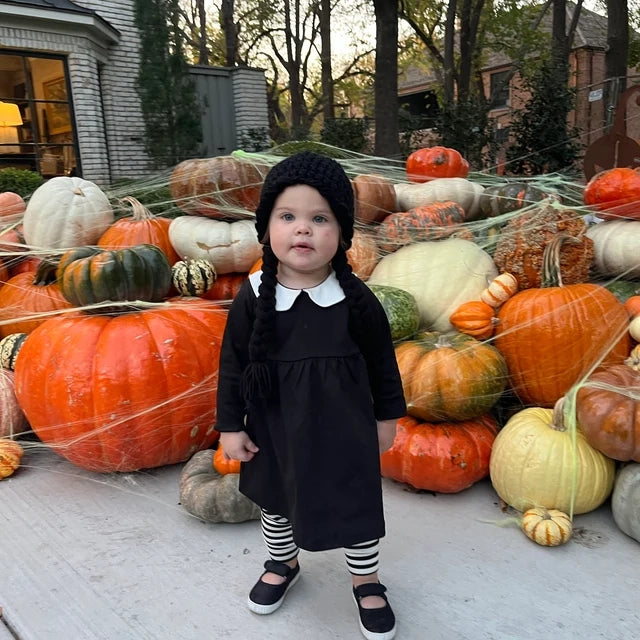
[247, 559, 301, 615]
[352, 582, 397, 640]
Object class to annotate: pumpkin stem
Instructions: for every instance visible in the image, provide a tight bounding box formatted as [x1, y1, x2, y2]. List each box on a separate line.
[435, 334, 453, 349]
[541, 234, 581, 288]
[120, 196, 152, 221]
[33, 258, 60, 286]
[550, 397, 567, 432]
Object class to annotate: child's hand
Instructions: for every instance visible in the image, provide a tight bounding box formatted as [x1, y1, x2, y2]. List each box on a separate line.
[219, 431, 259, 462]
[377, 419, 397, 454]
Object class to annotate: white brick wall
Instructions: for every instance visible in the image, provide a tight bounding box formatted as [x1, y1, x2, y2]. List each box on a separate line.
[1, 1, 269, 184]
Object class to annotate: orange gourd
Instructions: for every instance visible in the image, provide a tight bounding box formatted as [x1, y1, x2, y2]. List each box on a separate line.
[449, 300, 497, 340]
[480, 273, 518, 308]
[98, 197, 180, 265]
[380, 414, 498, 493]
[406, 147, 470, 183]
[494, 235, 631, 407]
[0, 438, 23, 479]
[213, 444, 241, 474]
[624, 295, 640, 318]
[347, 229, 379, 280]
[352, 174, 397, 224]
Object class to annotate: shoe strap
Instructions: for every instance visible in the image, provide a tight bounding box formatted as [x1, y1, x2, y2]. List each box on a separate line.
[354, 582, 387, 599]
[263, 559, 295, 578]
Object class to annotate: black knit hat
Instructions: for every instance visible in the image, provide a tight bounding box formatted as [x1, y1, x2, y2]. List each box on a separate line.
[255, 151, 355, 249]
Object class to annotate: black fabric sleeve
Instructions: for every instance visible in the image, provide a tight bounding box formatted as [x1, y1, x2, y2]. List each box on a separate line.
[215, 281, 256, 432]
[358, 282, 407, 421]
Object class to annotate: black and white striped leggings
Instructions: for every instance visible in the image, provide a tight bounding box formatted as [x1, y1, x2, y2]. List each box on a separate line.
[261, 510, 379, 576]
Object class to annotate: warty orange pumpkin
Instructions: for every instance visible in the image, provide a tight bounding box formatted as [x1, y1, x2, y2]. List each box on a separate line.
[406, 146, 470, 182]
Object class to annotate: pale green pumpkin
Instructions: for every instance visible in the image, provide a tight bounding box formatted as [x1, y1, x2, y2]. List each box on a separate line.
[490, 399, 615, 515]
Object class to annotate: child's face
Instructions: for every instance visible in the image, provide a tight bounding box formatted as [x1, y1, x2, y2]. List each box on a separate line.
[267, 184, 341, 280]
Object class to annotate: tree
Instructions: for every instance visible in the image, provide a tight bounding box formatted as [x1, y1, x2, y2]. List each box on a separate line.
[373, 0, 400, 158]
[605, 0, 629, 126]
[134, 0, 202, 168]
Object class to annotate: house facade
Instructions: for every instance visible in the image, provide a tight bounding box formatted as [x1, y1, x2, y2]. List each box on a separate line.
[398, 4, 640, 172]
[0, 0, 269, 185]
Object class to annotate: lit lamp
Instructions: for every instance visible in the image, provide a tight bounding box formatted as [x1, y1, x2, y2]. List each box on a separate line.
[0, 101, 23, 154]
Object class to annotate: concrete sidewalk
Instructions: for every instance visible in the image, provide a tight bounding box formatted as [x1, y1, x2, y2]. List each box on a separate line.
[2, 447, 638, 640]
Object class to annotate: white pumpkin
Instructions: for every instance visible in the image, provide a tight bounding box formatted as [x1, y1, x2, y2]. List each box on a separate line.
[393, 178, 485, 220]
[586, 220, 640, 278]
[611, 463, 640, 543]
[169, 216, 262, 274]
[0, 369, 29, 439]
[23, 177, 114, 249]
[367, 237, 497, 332]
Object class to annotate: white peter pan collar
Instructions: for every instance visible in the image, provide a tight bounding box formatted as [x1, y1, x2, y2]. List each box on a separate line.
[249, 270, 345, 311]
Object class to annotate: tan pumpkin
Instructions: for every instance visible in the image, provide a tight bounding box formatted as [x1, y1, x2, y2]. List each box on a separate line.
[347, 229, 379, 280]
[352, 174, 396, 224]
[168, 216, 262, 274]
[521, 508, 573, 546]
[0, 438, 23, 479]
[179, 449, 260, 523]
[395, 331, 508, 422]
[367, 238, 498, 332]
[489, 398, 615, 514]
[0, 192, 26, 221]
[449, 300, 497, 340]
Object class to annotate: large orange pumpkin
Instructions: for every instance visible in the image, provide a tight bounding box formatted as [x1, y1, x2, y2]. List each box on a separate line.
[575, 348, 640, 462]
[14, 300, 227, 472]
[97, 196, 180, 265]
[395, 331, 508, 422]
[0, 260, 74, 337]
[380, 414, 498, 493]
[494, 235, 631, 407]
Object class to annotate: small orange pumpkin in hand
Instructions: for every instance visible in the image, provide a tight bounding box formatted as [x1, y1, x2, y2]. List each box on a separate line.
[213, 444, 241, 474]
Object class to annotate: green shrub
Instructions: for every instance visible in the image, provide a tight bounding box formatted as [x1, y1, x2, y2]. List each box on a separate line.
[0, 168, 44, 198]
[321, 117, 370, 153]
[269, 140, 357, 159]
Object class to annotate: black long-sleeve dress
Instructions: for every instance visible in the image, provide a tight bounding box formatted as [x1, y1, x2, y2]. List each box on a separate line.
[215, 272, 406, 551]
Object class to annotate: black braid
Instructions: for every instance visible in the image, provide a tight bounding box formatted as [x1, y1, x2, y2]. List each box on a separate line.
[332, 248, 379, 367]
[241, 245, 279, 403]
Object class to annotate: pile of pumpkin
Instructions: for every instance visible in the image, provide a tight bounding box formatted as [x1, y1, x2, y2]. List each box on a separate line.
[0, 152, 639, 550]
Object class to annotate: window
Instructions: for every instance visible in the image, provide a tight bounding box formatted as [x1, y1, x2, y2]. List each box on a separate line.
[489, 70, 511, 109]
[0, 52, 78, 177]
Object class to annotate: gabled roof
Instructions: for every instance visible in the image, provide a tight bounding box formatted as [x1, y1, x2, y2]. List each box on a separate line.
[1, 0, 120, 43]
